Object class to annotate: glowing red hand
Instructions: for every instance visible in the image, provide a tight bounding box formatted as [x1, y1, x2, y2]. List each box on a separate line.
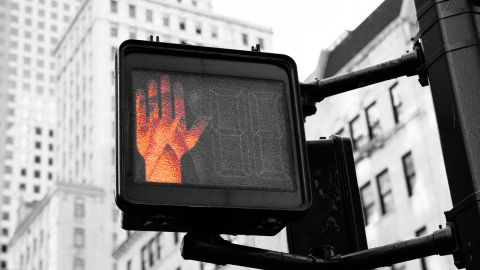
[136, 75, 209, 183]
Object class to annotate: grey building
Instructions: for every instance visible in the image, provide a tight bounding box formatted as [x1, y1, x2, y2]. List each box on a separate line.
[0, 0, 83, 269]
[305, 0, 455, 269]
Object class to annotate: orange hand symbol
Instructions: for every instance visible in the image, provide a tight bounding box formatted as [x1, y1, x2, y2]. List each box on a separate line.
[136, 74, 209, 183]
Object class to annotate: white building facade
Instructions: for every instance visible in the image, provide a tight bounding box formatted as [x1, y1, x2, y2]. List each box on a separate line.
[0, 0, 83, 269]
[9, 183, 105, 270]
[305, 0, 455, 269]
[9, 0, 273, 270]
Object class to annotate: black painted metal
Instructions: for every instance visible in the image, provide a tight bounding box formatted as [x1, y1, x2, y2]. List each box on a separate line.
[300, 49, 422, 116]
[413, 0, 480, 268]
[334, 226, 455, 269]
[287, 137, 367, 257]
[181, 227, 455, 270]
[181, 233, 330, 270]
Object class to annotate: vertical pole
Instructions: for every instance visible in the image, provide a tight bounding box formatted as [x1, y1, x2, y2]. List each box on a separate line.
[413, 0, 480, 268]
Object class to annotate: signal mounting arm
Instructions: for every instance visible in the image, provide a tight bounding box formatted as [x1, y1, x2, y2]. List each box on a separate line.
[181, 225, 455, 270]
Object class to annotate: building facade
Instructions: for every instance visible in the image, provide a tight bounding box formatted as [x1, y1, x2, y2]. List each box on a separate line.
[305, 0, 455, 269]
[9, 0, 273, 270]
[113, 231, 217, 270]
[0, 0, 83, 269]
[9, 183, 105, 270]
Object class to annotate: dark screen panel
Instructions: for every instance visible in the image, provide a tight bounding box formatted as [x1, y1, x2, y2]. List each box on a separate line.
[132, 70, 296, 191]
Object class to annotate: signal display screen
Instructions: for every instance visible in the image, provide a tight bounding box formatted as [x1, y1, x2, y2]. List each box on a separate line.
[132, 70, 296, 191]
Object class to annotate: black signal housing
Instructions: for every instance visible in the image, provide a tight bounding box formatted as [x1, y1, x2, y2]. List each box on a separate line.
[115, 40, 310, 235]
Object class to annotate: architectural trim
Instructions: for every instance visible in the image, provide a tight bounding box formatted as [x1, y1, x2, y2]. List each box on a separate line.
[9, 182, 104, 246]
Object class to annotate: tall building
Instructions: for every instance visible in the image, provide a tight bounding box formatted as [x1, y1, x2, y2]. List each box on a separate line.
[9, 183, 105, 270]
[8, 0, 273, 270]
[0, 0, 83, 269]
[305, 0, 454, 269]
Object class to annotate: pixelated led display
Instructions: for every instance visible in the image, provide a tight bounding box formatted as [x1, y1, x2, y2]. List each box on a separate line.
[132, 70, 296, 191]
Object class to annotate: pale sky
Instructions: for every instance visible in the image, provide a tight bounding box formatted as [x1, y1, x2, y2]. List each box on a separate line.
[211, 0, 385, 80]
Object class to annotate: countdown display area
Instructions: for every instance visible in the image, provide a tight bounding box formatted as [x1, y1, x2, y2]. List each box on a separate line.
[116, 40, 310, 234]
[133, 69, 296, 191]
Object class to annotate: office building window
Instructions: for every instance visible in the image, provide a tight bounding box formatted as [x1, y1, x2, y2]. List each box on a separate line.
[258, 37, 264, 49]
[416, 226, 429, 270]
[74, 228, 85, 247]
[141, 246, 148, 270]
[211, 26, 218, 38]
[126, 260, 132, 270]
[360, 181, 375, 225]
[365, 101, 381, 139]
[21, 168, 27, 176]
[34, 170, 41, 178]
[34, 185, 40, 193]
[376, 169, 393, 215]
[110, 26, 118, 37]
[111, 46, 117, 60]
[179, 19, 186, 30]
[35, 141, 42, 149]
[4, 151, 12, 159]
[242, 33, 248, 45]
[402, 151, 416, 196]
[389, 82, 402, 124]
[195, 23, 202, 34]
[391, 263, 407, 270]
[349, 114, 366, 150]
[129, 4, 136, 18]
[74, 197, 85, 218]
[146, 9, 153, 22]
[1, 228, 8, 236]
[2, 196, 10, 205]
[156, 233, 161, 259]
[110, 0, 117, 13]
[35, 127, 42, 135]
[174, 232, 179, 244]
[34, 156, 41, 164]
[73, 257, 84, 270]
[162, 15, 169, 26]
[7, 108, 14, 116]
[148, 239, 154, 266]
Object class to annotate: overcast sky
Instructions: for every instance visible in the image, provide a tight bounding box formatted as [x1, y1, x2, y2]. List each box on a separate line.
[211, 0, 385, 80]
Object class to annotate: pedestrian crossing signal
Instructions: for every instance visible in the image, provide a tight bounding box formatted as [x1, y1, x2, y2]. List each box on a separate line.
[115, 40, 310, 235]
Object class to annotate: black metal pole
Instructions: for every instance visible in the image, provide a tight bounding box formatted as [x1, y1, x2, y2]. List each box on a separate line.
[300, 50, 421, 101]
[335, 226, 455, 269]
[181, 233, 333, 270]
[413, 0, 480, 268]
[181, 227, 455, 270]
[300, 49, 424, 116]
